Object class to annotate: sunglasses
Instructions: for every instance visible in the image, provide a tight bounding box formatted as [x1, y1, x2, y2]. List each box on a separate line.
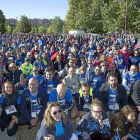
[135, 53, 139, 54]
[101, 65, 106, 67]
[123, 50, 127, 51]
[33, 70, 38, 72]
[52, 109, 62, 115]
[11, 67, 16, 68]
[115, 53, 119, 55]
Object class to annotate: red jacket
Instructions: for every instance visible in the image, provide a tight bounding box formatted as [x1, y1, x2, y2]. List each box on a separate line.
[120, 49, 130, 63]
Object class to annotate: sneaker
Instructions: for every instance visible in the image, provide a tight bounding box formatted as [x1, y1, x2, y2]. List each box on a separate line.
[1, 127, 5, 132]
[27, 125, 32, 131]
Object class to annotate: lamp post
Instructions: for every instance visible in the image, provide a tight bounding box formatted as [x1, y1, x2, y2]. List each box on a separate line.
[125, 1, 127, 35]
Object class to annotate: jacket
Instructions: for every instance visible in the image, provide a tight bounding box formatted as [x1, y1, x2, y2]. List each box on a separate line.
[75, 87, 96, 111]
[61, 63, 70, 79]
[120, 49, 130, 63]
[15, 82, 28, 95]
[5, 69, 22, 84]
[21, 87, 48, 121]
[41, 116, 73, 140]
[0, 92, 21, 118]
[76, 112, 110, 140]
[98, 83, 128, 112]
[39, 77, 60, 93]
[54, 61, 65, 71]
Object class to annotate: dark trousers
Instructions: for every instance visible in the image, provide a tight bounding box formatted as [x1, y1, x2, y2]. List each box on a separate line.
[18, 113, 30, 126]
[0, 111, 19, 136]
[90, 131, 110, 140]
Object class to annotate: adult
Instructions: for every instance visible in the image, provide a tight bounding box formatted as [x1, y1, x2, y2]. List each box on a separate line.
[107, 51, 114, 64]
[21, 57, 33, 76]
[15, 73, 28, 95]
[49, 83, 73, 115]
[40, 102, 78, 140]
[76, 99, 110, 140]
[123, 65, 140, 92]
[120, 45, 130, 63]
[88, 65, 105, 95]
[99, 73, 128, 119]
[28, 66, 42, 84]
[6, 63, 22, 84]
[39, 67, 60, 95]
[0, 69, 6, 94]
[18, 78, 48, 129]
[0, 81, 21, 136]
[63, 67, 83, 95]
[111, 105, 139, 140]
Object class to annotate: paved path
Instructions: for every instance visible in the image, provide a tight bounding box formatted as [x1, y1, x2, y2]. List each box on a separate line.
[0, 131, 16, 140]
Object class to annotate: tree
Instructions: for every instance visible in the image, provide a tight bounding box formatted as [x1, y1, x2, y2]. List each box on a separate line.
[50, 16, 64, 33]
[38, 26, 44, 33]
[47, 25, 52, 33]
[0, 9, 6, 34]
[6, 24, 12, 33]
[14, 15, 31, 33]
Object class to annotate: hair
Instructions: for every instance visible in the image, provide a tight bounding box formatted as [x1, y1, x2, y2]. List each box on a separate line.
[2, 81, 16, 95]
[9, 63, 16, 68]
[45, 67, 54, 74]
[111, 105, 138, 139]
[100, 54, 107, 61]
[107, 73, 118, 80]
[91, 98, 103, 109]
[44, 102, 68, 129]
[100, 61, 107, 66]
[81, 82, 90, 89]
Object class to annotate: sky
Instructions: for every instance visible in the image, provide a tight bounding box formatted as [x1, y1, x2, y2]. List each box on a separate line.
[0, 0, 69, 20]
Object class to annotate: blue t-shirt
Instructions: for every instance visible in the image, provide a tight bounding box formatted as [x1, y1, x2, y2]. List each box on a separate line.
[47, 80, 55, 95]
[58, 62, 62, 72]
[55, 120, 65, 136]
[28, 74, 42, 84]
[108, 87, 118, 110]
[49, 89, 72, 109]
[129, 56, 140, 65]
[81, 74, 86, 81]
[117, 57, 124, 69]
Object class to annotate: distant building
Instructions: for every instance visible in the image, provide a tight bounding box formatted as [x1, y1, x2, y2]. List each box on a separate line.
[6, 18, 17, 24]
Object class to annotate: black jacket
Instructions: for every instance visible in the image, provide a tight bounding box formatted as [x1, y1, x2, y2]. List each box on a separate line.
[54, 61, 65, 71]
[15, 82, 28, 94]
[130, 80, 140, 106]
[98, 83, 128, 112]
[61, 63, 70, 79]
[6, 69, 22, 84]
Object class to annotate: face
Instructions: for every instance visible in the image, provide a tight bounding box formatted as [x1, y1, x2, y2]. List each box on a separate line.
[0, 57, 3, 63]
[127, 112, 135, 123]
[20, 78, 27, 85]
[33, 69, 38, 76]
[101, 64, 107, 70]
[10, 65, 16, 72]
[123, 47, 128, 54]
[109, 76, 118, 88]
[81, 86, 90, 97]
[28, 79, 38, 93]
[69, 60, 74, 67]
[110, 65, 116, 72]
[46, 71, 54, 81]
[94, 67, 101, 76]
[0, 72, 4, 78]
[68, 68, 75, 77]
[5, 83, 13, 95]
[101, 55, 106, 61]
[115, 51, 120, 57]
[81, 60, 86, 66]
[57, 87, 66, 99]
[130, 66, 137, 75]
[91, 105, 102, 120]
[25, 60, 30, 65]
[134, 51, 139, 57]
[50, 106, 62, 122]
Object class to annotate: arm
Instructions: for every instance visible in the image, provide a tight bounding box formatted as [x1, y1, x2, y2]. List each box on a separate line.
[122, 73, 130, 91]
[55, 117, 73, 140]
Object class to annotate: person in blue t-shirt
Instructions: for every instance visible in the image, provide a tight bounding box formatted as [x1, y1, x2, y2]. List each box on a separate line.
[15, 54, 24, 67]
[28, 66, 42, 84]
[123, 65, 140, 92]
[39, 67, 60, 95]
[38, 36, 44, 48]
[88, 65, 105, 96]
[49, 83, 73, 115]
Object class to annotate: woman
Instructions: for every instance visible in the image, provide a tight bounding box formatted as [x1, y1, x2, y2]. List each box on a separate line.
[76, 98, 110, 140]
[40, 102, 78, 140]
[111, 105, 139, 140]
[129, 49, 140, 69]
[100, 61, 108, 79]
[0, 81, 21, 136]
[6, 63, 22, 84]
[106, 63, 122, 84]
[99, 54, 110, 70]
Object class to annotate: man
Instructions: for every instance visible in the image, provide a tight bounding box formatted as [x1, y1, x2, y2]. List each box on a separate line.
[49, 83, 73, 115]
[28, 66, 42, 84]
[99, 73, 127, 119]
[88, 65, 105, 95]
[21, 57, 33, 76]
[71, 82, 96, 119]
[120, 45, 130, 63]
[0, 69, 6, 94]
[61, 58, 75, 79]
[18, 78, 48, 129]
[39, 67, 60, 95]
[15, 73, 28, 95]
[123, 65, 140, 92]
[63, 67, 83, 95]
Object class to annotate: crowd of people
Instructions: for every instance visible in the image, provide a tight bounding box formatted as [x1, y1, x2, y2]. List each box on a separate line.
[0, 32, 140, 140]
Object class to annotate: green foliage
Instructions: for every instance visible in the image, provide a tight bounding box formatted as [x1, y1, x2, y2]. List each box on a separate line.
[38, 26, 44, 33]
[6, 24, 12, 33]
[14, 15, 31, 33]
[50, 16, 64, 33]
[47, 25, 52, 33]
[0, 9, 6, 34]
